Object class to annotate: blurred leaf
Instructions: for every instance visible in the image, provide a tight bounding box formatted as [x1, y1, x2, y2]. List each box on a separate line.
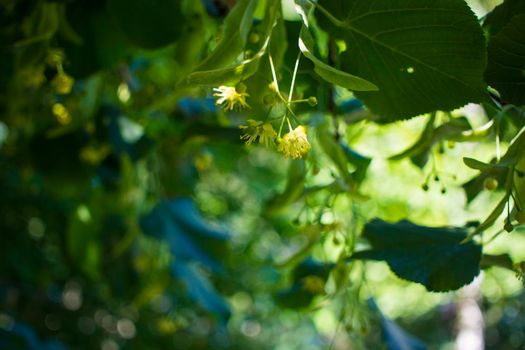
[108, 114, 153, 162]
[61, 4, 130, 77]
[186, 0, 280, 86]
[171, 261, 231, 321]
[340, 142, 371, 183]
[265, 160, 307, 215]
[0, 321, 66, 350]
[484, 14, 525, 105]
[338, 97, 364, 114]
[463, 157, 493, 171]
[192, 0, 257, 72]
[369, 299, 427, 350]
[391, 116, 472, 167]
[140, 198, 230, 272]
[463, 132, 525, 204]
[390, 115, 436, 166]
[462, 169, 507, 203]
[352, 219, 482, 292]
[201, 0, 235, 18]
[107, 0, 184, 49]
[513, 154, 525, 214]
[317, 119, 357, 190]
[276, 258, 333, 309]
[316, 0, 487, 121]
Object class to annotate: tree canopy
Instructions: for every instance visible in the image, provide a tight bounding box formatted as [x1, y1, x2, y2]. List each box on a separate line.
[1, 0, 525, 349]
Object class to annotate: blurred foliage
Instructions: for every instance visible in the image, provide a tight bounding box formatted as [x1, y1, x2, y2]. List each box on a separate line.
[1, 0, 525, 349]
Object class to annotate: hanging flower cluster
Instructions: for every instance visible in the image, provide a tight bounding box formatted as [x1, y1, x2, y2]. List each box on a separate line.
[212, 52, 314, 161]
[213, 85, 250, 111]
[277, 125, 311, 159]
[47, 49, 75, 95]
[239, 119, 277, 146]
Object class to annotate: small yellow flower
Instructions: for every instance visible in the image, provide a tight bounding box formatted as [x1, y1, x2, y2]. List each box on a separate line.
[46, 49, 65, 66]
[52, 103, 71, 125]
[259, 123, 278, 146]
[52, 72, 74, 95]
[277, 125, 311, 159]
[239, 119, 277, 146]
[213, 85, 249, 111]
[302, 275, 325, 294]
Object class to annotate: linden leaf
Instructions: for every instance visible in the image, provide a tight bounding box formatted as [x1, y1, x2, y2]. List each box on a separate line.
[352, 219, 482, 292]
[485, 14, 525, 106]
[315, 0, 487, 121]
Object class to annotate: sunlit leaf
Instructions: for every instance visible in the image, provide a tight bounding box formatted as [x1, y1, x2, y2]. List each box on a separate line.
[186, 0, 280, 86]
[192, 0, 257, 72]
[352, 219, 482, 292]
[316, 0, 487, 121]
[294, 4, 378, 91]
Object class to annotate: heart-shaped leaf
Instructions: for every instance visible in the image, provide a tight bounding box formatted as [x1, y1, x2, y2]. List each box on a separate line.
[315, 0, 487, 121]
[352, 219, 482, 292]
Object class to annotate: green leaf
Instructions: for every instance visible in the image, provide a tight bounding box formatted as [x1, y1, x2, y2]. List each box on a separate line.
[391, 116, 472, 167]
[514, 155, 525, 213]
[368, 299, 427, 350]
[185, 51, 263, 86]
[352, 219, 482, 292]
[61, 5, 131, 77]
[484, 14, 525, 106]
[171, 262, 230, 321]
[390, 114, 436, 165]
[266, 160, 307, 215]
[483, 0, 525, 37]
[193, 0, 257, 72]
[107, 0, 184, 49]
[463, 157, 493, 171]
[294, 4, 377, 91]
[140, 198, 229, 272]
[315, 0, 487, 121]
[298, 26, 378, 91]
[340, 143, 371, 183]
[185, 0, 279, 86]
[317, 120, 357, 191]
[276, 258, 333, 309]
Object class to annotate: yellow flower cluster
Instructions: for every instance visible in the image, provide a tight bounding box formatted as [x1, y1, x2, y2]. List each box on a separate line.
[52, 72, 74, 95]
[239, 119, 277, 146]
[277, 125, 311, 159]
[214, 84, 312, 159]
[47, 49, 75, 95]
[52, 103, 71, 125]
[213, 85, 249, 111]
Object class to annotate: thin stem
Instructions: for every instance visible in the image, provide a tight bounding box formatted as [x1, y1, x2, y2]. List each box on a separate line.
[268, 54, 282, 96]
[278, 114, 286, 137]
[289, 98, 311, 104]
[288, 52, 301, 104]
[496, 130, 501, 162]
[56, 62, 64, 75]
[269, 53, 297, 112]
